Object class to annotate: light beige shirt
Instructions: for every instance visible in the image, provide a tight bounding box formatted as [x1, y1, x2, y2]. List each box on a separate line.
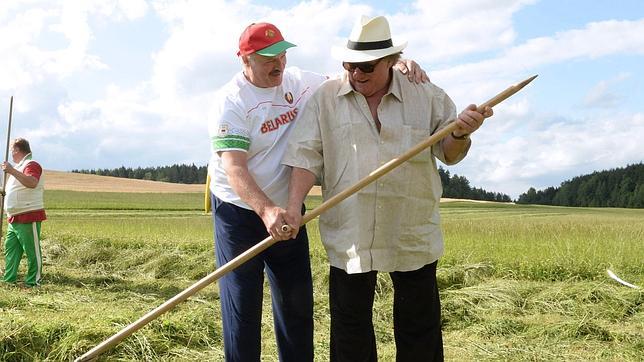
[283, 70, 468, 273]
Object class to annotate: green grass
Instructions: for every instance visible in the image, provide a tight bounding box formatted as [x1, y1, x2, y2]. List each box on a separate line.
[0, 193, 642, 361]
[45, 190, 203, 210]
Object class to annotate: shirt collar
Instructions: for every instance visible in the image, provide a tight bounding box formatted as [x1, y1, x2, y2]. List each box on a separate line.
[16, 153, 32, 168]
[336, 70, 404, 103]
[337, 72, 353, 97]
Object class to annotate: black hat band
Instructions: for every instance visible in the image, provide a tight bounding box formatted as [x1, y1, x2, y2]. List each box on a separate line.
[347, 39, 393, 51]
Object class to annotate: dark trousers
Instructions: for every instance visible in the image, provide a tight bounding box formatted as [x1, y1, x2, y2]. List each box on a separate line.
[329, 262, 443, 362]
[213, 195, 313, 362]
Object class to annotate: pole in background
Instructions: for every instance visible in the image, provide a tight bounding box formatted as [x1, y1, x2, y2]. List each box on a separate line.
[0, 96, 14, 240]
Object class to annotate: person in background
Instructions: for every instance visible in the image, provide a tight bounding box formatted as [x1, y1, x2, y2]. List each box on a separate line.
[282, 15, 493, 361]
[208, 21, 429, 361]
[2, 138, 46, 287]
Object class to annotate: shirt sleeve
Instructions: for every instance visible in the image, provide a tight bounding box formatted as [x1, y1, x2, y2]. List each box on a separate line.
[428, 86, 469, 165]
[23, 161, 43, 180]
[282, 93, 324, 179]
[208, 97, 251, 153]
[301, 71, 328, 90]
[287, 67, 328, 91]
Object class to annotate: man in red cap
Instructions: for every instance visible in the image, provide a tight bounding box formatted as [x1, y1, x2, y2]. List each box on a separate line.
[207, 21, 428, 361]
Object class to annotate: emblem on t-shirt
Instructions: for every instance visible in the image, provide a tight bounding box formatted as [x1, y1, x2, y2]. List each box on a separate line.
[285, 92, 293, 104]
[218, 124, 229, 136]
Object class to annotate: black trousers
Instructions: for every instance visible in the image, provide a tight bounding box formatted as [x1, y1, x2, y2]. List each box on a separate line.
[329, 261, 443, 362]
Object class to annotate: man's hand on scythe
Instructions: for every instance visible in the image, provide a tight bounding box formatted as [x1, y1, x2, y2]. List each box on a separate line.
[453, 104, 494, 138]
[260, 205, 292, 241]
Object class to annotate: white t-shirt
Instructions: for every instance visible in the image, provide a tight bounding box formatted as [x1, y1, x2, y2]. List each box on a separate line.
[208, 67, 327, 210]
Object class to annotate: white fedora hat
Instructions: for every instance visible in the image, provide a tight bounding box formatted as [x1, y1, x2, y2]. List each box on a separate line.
[333, 15, 407, 63]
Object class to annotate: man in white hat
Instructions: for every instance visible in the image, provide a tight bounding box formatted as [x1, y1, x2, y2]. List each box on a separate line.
[282, 15, 493, 361]
[208, 21, 430, 361]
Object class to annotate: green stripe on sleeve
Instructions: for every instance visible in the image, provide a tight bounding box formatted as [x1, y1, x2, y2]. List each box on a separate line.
[212, 135, 250, 151]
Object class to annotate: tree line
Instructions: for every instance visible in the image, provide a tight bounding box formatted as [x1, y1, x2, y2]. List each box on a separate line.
[72, 164, 208, 184]
[516, 163, 644, 208]
[438, 166, 512, 202]
[73, 164, 512, 202]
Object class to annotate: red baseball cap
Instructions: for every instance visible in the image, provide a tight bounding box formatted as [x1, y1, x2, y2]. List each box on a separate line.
[237, 22, 296, 57]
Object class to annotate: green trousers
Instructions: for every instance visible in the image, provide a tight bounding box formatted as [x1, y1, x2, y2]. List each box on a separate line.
[3, 222, 42, 286]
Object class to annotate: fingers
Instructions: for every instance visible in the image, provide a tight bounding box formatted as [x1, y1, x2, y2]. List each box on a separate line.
[404, 60, 424, 84]
[283, 210, 302, 239]
[456, 104, 494, 135]
[411, 69, 422, 83]
[265, 208, 302, 241]
[472, 104, 493, 117]
[457, 105, 483, 134]
[269, 224, 291, 241]
[263, 206, 289, 241]
[286, 224, 299, 239]
[278, 223, 299, 240]
[420, 70, 430, 84]
[273, 222, 299, 240]
[482, 106, 494, 118]
[400, 61, 409, 74]
[395, 59, 430, 84]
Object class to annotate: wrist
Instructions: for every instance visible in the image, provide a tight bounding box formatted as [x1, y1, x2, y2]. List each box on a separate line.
[257, 201, 274, 219]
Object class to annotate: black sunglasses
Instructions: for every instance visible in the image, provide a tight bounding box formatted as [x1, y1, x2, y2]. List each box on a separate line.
[342, 58, 383, 73]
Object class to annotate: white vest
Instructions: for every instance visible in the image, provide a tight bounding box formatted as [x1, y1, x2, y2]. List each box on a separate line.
[4, 154, 45, 217]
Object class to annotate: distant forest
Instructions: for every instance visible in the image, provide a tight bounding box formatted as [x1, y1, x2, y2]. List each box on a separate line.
[517, 163, 644, 208]
[72, 164, 512, 202]
[72, 164, 207, 184]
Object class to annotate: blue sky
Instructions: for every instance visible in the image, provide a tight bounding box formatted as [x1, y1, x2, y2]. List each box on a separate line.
[1, 0, 643, 198]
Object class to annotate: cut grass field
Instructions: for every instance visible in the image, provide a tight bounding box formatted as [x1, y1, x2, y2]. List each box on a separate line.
[0, 187, 642, 361]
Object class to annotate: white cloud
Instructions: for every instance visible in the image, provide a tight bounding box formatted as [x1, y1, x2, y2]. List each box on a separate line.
[432, 18, 644, 90]
[394, 0, 536, 62]
[0, 0, 149, 93]
[455, 112, 644, 197]
[583, 73, 630, 108]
